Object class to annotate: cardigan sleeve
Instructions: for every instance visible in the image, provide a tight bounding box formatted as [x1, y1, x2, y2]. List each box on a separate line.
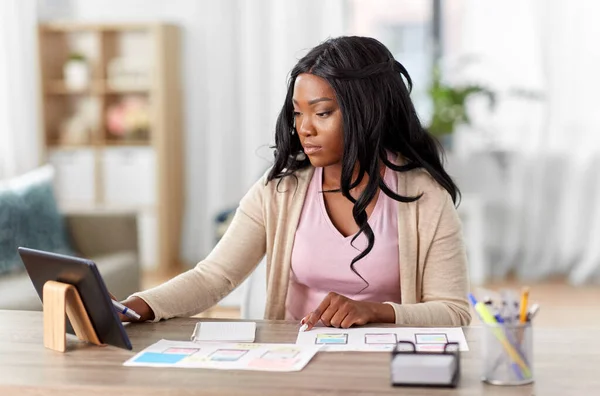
[386, 192, 472, 326]
[130, 176, 268, 321]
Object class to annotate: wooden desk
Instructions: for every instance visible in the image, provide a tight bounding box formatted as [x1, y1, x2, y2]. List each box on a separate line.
[1, 310, 599, 395]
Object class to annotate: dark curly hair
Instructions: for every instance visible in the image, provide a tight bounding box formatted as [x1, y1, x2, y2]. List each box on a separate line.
[268, 36, 459, 289]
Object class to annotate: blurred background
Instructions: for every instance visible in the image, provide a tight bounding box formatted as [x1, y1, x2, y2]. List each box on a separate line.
[1, 0, 599, 325]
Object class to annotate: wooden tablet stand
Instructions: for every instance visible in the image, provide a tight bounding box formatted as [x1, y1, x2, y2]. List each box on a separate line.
[43, 280, 103, 352]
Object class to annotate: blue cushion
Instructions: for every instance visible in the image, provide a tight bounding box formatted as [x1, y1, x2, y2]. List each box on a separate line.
[0, 165, 74, 275]
[0, 190, 27, 274]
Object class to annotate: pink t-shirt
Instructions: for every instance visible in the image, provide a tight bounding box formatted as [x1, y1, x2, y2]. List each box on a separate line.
[285, 161, 401, 321]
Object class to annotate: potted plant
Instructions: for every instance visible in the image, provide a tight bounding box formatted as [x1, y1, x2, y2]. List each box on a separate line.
[427, 65, 496, 148]
[63, 52, 90, 90]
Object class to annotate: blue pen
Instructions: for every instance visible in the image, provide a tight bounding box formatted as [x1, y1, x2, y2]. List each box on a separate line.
[112, 300, 141, 321]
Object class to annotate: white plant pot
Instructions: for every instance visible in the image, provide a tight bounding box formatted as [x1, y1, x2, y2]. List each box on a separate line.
[63, 61, 90, 90]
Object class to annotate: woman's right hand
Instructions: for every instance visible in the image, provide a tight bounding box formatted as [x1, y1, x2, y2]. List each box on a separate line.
[110, 294, 155, 322]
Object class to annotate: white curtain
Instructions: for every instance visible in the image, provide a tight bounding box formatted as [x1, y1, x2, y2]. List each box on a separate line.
[0, 0, 40, 180]
[193, 0, 345, 263]
[449, 0, 600, 284]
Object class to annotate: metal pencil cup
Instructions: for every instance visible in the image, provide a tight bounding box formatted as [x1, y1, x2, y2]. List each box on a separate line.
[481, 322, 534, 385]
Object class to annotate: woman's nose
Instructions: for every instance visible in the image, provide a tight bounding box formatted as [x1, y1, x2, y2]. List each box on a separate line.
[297, 117, 315, 136]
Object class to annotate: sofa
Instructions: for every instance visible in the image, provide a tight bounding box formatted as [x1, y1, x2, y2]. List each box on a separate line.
[0, 166, 141, 310]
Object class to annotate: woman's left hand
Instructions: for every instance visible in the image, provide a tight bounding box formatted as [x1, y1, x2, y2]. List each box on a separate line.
[301, 292, 395, 330]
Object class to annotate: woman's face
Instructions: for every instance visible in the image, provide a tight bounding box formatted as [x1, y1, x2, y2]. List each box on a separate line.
[292, 73, 344, 168]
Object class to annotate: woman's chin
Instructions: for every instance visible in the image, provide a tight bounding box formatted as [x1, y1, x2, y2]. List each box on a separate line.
[306, 157, 335, 168]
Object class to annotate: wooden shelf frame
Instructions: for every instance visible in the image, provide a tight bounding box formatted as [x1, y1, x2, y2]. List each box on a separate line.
[38, 22, 183, 275]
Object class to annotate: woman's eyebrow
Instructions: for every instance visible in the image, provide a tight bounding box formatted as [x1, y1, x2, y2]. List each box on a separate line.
[292, 97, 333, 106]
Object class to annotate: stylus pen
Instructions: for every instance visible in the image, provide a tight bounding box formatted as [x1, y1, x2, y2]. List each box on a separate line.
[112, 300, 141, 321]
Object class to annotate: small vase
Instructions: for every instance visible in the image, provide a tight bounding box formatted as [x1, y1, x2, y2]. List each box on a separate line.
[63, 61, 90, 90]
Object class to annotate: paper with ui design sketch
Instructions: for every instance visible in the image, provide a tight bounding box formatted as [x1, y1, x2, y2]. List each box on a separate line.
[191, 321, 256, 343]
[123, 339, 321, 372]
[296, 327, 468, 352]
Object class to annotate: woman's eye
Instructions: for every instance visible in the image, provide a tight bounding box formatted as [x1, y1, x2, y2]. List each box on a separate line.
[293, 111, 301, 117]
[317, 111, 331, 118]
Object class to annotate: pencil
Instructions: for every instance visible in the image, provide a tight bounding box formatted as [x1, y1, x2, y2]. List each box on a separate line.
[519, 287, 530, 323]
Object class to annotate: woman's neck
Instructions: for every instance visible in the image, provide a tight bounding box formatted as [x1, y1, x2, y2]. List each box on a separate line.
[322, 161, 385, 193]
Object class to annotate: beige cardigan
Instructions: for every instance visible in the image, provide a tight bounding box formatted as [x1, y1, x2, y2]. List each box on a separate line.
[132, 164, 471, 326]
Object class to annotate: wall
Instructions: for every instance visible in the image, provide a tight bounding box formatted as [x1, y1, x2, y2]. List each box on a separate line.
[38, 0, 345, 265]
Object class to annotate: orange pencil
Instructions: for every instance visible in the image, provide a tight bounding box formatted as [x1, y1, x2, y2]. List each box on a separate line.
[519, 287, 530, 323]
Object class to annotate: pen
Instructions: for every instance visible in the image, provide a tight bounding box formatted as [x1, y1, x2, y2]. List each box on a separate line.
[519, 287, 530, 323]
[112, 300, 141, 321]
[526, 303, 540, 322]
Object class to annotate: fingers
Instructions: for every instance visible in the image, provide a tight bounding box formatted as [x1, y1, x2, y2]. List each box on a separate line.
[329, 308, 349, 328]
[341, 314, 368, 329]
[301, 293, 372, 330]
[304, 292, 356, 329]
[340, 315, 355, 329]
[320, 292, 345, 326]
[303, 293, 334, 330]
[303, 308, 323, 331]
[319, 304, 339, 327]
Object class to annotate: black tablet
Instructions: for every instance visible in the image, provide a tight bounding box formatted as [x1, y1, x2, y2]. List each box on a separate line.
[18, 247, 132, 350]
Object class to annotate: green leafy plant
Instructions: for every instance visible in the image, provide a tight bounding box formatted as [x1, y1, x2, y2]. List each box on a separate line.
[67, 52, 86, 62]
[427, 65, 496, 138]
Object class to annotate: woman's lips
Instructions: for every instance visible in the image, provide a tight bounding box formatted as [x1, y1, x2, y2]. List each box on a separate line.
[303, 145, 322, 155]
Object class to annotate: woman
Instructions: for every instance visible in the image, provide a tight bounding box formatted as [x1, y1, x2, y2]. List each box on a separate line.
[119, 36, 471, 328]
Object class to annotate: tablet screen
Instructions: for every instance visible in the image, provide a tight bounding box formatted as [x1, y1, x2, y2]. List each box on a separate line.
[18, 247, 132, 350]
